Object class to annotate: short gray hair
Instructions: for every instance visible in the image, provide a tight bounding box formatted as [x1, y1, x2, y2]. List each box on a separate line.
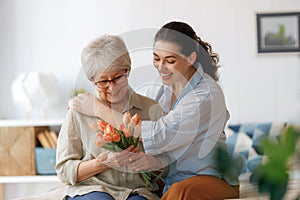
[81, 34, 131, 81]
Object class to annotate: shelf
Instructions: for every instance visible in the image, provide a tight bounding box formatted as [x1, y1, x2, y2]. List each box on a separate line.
[0, 175, 60, 184]
[0, 119, 63, 127]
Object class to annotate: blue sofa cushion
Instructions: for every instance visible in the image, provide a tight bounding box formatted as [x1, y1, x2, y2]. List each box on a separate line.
[225, 122, 286, 173]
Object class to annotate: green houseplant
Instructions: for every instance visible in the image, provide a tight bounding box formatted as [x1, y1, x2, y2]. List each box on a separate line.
[215, 125, 300, 200]
[249, 126, 300, 200]
[71, 88, 86, 97]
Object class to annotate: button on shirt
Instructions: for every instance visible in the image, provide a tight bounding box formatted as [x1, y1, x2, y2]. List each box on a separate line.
[142, 68, 239, 193]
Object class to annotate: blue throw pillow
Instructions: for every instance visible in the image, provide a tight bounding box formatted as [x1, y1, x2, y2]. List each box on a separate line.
[226, 122, 286, 174]
[225, 130, 258, 173]
[247, 155, 264, 172]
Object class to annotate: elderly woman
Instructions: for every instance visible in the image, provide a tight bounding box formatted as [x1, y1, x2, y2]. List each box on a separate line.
[56, 35, 166, 200]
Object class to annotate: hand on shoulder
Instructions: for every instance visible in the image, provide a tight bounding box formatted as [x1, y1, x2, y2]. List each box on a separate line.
[70, 92, 100, 117]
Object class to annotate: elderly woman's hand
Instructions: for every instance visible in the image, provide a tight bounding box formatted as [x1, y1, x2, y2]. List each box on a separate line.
[102, 145, 138, 170]
[70, 93, 100, 117]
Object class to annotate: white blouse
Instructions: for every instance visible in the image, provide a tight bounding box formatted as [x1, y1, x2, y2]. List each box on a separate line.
[142, 67, 239, 193]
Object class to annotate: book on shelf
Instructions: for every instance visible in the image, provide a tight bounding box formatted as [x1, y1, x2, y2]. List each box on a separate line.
[37, 130, 58, 148]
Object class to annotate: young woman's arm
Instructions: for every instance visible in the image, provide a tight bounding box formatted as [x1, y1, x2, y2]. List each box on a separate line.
[71, 93, 123, 128]
[71, 93, 143, 139]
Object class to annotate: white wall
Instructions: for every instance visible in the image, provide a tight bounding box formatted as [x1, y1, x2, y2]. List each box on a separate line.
[1, 0, 300, 124]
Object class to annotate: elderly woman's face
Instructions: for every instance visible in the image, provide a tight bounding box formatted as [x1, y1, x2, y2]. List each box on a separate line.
[93, 69, 129, 105]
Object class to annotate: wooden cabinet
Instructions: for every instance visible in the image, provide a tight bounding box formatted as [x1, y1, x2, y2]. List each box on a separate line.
[0, 119, 63, 199]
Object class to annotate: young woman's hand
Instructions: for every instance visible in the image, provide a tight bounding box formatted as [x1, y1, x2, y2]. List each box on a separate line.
[70, 93, 100, 117]
[102, 145, 138, 170]
[127, 152, 163, 172]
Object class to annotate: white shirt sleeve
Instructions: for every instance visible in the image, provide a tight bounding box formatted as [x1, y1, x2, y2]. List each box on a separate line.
[142, 89, 210, 154]
[142, 76, 228, 161]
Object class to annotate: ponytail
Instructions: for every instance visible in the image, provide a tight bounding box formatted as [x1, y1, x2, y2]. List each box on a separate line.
[195, 36, 220, 81]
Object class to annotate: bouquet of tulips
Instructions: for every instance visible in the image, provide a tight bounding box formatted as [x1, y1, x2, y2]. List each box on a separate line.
[94, 112, 140, 151]
[92, 112, 160, 188]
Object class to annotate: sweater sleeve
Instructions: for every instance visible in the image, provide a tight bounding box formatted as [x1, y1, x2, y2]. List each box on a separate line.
[55, 110, 83, 185]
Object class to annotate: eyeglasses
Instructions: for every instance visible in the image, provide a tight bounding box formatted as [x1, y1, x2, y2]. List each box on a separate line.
[93, 70, 129, 89]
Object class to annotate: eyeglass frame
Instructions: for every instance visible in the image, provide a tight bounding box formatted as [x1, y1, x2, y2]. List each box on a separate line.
[93, 69, 129, 89]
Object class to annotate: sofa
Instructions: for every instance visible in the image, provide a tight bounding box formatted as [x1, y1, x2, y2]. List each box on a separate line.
[224, 122, 300, 199]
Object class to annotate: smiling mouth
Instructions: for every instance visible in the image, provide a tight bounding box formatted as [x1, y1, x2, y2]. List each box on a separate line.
[107, 89, 120, 96]
[160, 72, 173, 80]
[161, 72, 172, 77]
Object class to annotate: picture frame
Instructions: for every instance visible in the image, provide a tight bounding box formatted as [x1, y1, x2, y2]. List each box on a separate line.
[256, 12, 300, 53]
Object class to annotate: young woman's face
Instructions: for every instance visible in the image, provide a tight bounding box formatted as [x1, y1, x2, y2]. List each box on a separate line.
[153, 41, 196, 86]
[93, 69, 128, 105]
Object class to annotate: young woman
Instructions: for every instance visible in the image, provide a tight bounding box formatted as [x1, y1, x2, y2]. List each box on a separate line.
[72, 22, 239, 199]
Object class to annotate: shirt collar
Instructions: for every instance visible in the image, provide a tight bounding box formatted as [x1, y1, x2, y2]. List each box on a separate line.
[122, 87, 143, 113]
[186, 65, 204, 90]
[168, 64, 204, 109]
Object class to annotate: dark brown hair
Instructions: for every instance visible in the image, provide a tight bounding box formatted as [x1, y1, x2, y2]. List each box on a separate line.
[154, 21, 220, 81]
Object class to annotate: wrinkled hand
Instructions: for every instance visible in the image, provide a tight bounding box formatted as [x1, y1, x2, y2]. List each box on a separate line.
[96, 152, 108, 162]
[102, 145, 138, 170]
[70, 93, 100, 117]
[127, 152, 163, 172]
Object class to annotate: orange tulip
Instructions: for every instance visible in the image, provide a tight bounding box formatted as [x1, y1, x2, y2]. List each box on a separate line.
[96, 133, 103, 139]
[112, 132, 121, 142]
[118, 123, 125, 131]
[105, 124, 114, 134]
[130, 113, 141, 126]
[123, 128, 132, 137]
[122, 112, 131, 125]
[97, 120, 107, 132]
[103, 133, 113, 143]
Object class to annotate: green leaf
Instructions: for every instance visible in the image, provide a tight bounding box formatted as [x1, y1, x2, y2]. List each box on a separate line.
[134, 136, 140, 148]
[102, 143, 117, 152]
[252, 168, 288, 200]
[119, 133, 126, 149]
[141, 172, 153, 188]
[281, 126, 297, 157]
[260, 138, 287, 167]
[121, 134, 128, 149]
[259, 163, 288, 183]
[128, 136, 133, 146]
[214, 145, 241, 183]
[114, 144, 122, 152]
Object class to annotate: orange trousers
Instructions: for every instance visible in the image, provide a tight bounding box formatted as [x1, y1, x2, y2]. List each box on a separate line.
[161, 175, 239, 200]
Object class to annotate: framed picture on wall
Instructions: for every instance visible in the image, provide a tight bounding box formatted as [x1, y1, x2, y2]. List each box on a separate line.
[256, 12, 300, 53]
